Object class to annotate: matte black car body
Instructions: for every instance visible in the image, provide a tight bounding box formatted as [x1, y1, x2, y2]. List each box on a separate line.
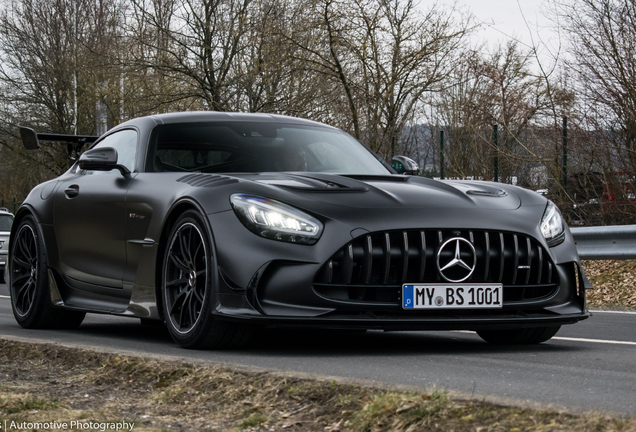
[8, 112, 590, 348]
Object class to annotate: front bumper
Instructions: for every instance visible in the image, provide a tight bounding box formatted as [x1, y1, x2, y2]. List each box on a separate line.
[209, 210, 589, 330]
[214, 308, 590, 331]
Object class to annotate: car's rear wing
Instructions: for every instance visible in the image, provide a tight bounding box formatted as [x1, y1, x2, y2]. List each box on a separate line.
[19, 126, 99, 150]
[19, 126, 99, 166]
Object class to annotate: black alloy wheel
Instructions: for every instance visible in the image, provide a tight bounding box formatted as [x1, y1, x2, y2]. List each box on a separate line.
[10, 215, 85, 329]
[164, 220, 208, 334]
[11, 223, 38, 317]
[162, 210, 252, 349]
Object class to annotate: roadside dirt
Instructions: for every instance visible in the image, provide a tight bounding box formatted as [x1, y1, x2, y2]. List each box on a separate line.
[582, 260, 636, 309]
[0, 339, 634, 431]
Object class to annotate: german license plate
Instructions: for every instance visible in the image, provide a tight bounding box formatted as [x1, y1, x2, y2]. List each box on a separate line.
[402, 284, 503, 309]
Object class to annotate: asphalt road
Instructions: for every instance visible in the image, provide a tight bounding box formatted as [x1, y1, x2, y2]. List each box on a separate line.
[1, 282, 635, 414]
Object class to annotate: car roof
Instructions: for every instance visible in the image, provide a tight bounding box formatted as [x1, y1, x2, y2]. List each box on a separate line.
[118, 111, 338, 129]
[0, 208, 14, 216]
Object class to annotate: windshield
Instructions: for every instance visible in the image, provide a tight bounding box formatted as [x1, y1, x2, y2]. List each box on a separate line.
[0, 214, 13, 231]
[148, 122, 391, 175]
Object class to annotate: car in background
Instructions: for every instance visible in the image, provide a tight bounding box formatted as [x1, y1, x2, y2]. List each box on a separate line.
[0, 207, 14, 282]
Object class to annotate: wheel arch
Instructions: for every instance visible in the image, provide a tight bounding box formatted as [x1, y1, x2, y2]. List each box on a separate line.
[154, 198, 219, 321]
[8, 205, 47, 272]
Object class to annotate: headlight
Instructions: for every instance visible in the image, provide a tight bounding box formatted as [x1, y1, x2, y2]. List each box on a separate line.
[540, 200, 565, 247]
[230, 194, 323, 245]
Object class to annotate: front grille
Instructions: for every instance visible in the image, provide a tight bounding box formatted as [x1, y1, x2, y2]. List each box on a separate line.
[314, 229, 558, 305]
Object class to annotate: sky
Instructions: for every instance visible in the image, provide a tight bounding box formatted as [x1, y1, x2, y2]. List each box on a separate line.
[436, 0, 559, 63]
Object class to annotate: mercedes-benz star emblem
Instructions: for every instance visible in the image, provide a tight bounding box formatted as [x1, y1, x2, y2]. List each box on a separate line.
[436, 237, 477, 282]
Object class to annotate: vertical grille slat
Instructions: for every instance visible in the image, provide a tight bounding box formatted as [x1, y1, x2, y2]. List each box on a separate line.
[498, 233, 505, 283]
[315, 229, 558, 305]
[483, 232, 490, 282]
[364, 235, 373, 284]
[419, 231, 427, 280]
[344, 244, 354, 284]
[524, 238, 532, 285]
[401, 231, 409, 283]
[383, 233, 391, 284]
[325, 260, 333, 283]
[511, 234, 519, 285]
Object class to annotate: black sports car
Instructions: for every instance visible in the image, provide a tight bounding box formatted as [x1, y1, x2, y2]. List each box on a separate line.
[8, 112, 590, 348]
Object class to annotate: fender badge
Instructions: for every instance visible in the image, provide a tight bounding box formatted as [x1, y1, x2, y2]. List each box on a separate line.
[129, 213, 146, 220]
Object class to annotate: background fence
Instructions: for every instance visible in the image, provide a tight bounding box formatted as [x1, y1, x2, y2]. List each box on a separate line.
[571, 225, 636, 260]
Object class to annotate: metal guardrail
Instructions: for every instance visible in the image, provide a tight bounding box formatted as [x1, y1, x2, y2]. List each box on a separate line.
[571, 225, 636, 260]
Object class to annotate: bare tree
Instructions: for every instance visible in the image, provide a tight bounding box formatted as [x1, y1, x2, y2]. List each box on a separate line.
[283, 0, 471, 157]
[431, 42, 551, 184]
[0, 0, 127, 201]
[554, 0, 636, 172]
[130, 0, 254, 111]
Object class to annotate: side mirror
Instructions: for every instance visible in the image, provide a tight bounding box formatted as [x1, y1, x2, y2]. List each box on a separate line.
[78, 147, 130, 176]
[391, 155, 419, 175]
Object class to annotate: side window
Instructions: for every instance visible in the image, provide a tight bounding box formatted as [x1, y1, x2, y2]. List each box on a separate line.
[88, 129, 138, 174]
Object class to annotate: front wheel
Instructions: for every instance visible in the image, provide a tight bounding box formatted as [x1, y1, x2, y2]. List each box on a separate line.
[162, 210, 252, 349]
[477, 326, 561, 345]
[10, 215, 85, 329]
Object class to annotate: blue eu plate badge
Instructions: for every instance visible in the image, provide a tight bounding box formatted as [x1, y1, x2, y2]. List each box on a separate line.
[403, 285, 414, 309]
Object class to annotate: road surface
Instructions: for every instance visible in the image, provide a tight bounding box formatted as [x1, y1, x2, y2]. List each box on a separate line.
[1, 282, 634, 414]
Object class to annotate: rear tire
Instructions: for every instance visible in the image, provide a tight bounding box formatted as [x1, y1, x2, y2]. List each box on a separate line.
[10, 215, 85, 329]
[162, 210, 252, 349]
[477, 326, 561, 345]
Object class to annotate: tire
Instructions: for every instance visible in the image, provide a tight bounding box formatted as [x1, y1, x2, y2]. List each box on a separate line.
[162, 210, 252, 349]
[477, 326, 561, 345]
[10, 215, 85, 329]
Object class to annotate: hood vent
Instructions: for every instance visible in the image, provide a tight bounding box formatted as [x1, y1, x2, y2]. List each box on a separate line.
[177, 173, 239, 188]
[256, 174, 368, 192]
[344, 175, 409, 183]
[466, 189, 508, 197]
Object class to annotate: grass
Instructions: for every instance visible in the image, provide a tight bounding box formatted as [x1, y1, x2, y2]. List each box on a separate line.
[348, 391, 451, 431]
[239, 412, 269, 429]
[1, 396, 58, 414]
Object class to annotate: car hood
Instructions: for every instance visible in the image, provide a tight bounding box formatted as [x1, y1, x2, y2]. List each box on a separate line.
[235, 173, 523, 210]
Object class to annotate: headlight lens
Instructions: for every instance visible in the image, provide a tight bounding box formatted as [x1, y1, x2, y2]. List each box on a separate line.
[230, 194, 323, 244]
[540, 200, 565, 247]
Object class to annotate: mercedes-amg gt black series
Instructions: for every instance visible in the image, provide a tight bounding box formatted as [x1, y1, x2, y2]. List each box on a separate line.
[7, 112, 591, 348]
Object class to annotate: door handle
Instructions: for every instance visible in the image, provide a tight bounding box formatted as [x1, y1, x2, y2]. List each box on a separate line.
[65, 185, 79, 198]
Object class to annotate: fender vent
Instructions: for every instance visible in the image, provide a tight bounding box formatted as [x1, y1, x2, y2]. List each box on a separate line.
[176, 174, 239, 187]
